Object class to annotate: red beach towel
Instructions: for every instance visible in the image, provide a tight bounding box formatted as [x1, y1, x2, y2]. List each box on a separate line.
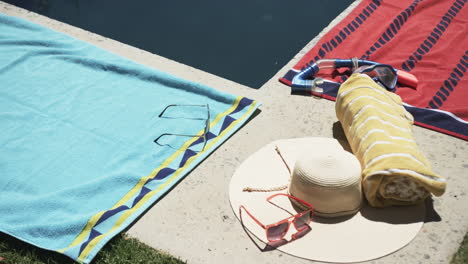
[280, 0, 468, 140]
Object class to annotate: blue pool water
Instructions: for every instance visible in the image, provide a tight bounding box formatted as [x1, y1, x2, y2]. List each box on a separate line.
[4, 0, 353, 88]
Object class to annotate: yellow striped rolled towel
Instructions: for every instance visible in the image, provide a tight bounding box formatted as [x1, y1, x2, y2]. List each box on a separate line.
[335, 74, 446, 207]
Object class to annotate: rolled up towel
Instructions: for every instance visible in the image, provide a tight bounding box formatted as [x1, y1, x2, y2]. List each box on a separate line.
[335, 74, 446, 207]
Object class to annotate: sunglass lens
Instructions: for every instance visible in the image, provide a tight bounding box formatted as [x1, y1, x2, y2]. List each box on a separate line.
[355, 65, 397, 90]
[266, 222, 289, 241]
[375, 66, 396, 89]
[294, 211, 311, 230]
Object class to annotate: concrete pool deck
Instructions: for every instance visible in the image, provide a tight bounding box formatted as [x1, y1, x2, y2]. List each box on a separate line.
[1, 1, 467, 263]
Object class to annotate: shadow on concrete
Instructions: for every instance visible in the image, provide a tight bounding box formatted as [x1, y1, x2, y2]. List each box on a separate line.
[423, 197, 442, 223]
[332, 121, 352, 153]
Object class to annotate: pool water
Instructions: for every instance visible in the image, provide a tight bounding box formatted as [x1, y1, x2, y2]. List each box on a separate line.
[4, 0, 353, 88]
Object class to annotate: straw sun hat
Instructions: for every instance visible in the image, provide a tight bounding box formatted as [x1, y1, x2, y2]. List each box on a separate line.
[287, 140, 362, 218]
[229, 137, 425, 263]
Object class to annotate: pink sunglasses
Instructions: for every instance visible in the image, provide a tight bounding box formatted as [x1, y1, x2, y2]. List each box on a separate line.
[239, 193, 314, 242]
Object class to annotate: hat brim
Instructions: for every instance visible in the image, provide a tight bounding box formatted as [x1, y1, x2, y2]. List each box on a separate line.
[229, 138, 425, 263]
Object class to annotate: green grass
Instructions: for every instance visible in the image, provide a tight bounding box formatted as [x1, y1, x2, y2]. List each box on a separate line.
[451, 232, 468, 264]
[0, 232, 186, 264]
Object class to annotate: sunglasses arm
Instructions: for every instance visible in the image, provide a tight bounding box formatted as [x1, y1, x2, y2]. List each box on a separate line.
[239, 205, 266, 229]
[267, 193, 314, 210]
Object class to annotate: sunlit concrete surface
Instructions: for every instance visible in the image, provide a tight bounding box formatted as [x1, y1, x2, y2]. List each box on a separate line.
[1, 1, 467, 263]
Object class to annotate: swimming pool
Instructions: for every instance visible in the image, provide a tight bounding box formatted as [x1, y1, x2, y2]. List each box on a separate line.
[4, 0, 353, 88]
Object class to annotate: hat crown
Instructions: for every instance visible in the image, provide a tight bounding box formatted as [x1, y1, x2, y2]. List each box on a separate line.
[294, 152, 361, 188]
[289, 149, 362, 217]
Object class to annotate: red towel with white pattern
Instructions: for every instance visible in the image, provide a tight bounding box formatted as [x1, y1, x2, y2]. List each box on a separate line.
[280, 0, 468, 140]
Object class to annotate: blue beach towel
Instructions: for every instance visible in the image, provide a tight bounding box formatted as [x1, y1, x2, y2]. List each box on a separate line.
[0, 13, 259, 263]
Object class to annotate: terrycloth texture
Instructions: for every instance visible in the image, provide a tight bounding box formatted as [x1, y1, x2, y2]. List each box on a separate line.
[335, 74, 446, 207]
[280, 0, 468, 140]
[0, 13, 259, 264]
